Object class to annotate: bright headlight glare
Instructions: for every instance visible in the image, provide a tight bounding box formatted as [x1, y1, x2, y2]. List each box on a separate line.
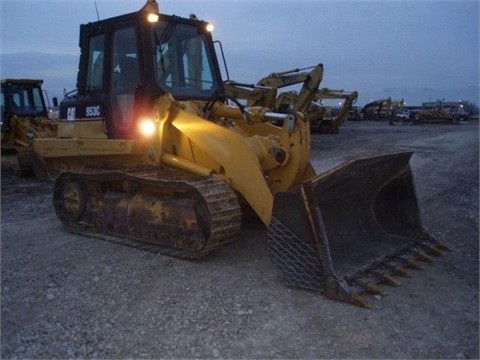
[147, 13, 159, 23]
[138, 118, 156, 136]
[206, 23, 214, 32]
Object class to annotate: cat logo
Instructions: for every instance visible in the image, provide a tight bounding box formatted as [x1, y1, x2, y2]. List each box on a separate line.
[67, 107, 76, 121]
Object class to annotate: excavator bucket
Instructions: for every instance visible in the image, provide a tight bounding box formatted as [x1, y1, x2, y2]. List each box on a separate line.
[267, 152, 450, 307]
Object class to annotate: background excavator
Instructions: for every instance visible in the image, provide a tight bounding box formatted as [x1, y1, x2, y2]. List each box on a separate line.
[361, 97, 405, 122]
[1, 79, 57, 176]
[224, 64, 324, 125]
[32, 0, 449, 307]
[225, 68, 358, 134]
[310, 88, 358, 133]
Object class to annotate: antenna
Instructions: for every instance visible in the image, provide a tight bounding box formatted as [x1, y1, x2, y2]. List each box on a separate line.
[94, 1, 100, 21]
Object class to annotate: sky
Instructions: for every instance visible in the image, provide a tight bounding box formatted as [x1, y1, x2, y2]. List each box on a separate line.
[0, 0, 478, 107]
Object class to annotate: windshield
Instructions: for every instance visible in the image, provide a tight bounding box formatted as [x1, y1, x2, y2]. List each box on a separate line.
[4, 84, 46, 116]
[153, 22, 219, 99]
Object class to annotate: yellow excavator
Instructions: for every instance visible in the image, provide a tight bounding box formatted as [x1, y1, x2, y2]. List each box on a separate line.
[224, 64, 324, 126]
[1, 79, 57, 175]
[33, 0, 449, 307]
[361, 97, 404, 122]
[310, 88, 358, 133]
[225, 68, 357, 134]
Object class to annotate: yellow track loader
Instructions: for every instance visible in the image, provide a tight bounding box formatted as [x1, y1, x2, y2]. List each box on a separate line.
[32, 0, 449, 307]
[1, 79, 57, 175]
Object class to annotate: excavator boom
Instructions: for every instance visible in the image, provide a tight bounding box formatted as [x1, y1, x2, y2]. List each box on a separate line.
[310, 88, 359, 133]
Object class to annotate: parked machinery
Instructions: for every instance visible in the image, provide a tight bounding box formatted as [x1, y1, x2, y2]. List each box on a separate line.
[33, 0, 449, 307]
[225, 68, 358, 134]
[1, 79, 57, 175]
[310, 88, 358, 133]
[224, 64, 324, 114]
[361, 97, 391, 121]
[414, 100, 470, 124]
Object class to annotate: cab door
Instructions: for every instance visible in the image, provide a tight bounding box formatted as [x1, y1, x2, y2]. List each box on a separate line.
[108, 24, 141, 139]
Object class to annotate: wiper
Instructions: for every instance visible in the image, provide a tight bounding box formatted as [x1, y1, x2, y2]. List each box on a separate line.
[154, 21, 178, 72]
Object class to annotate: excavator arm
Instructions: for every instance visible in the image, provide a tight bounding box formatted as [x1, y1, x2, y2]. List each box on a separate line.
[224, 64, 324, 113]
[258, 64, 324, 112]
[310, 88, 359, 133]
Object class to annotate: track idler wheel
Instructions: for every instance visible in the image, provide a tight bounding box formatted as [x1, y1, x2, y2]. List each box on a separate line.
[54, 175, 87, 224]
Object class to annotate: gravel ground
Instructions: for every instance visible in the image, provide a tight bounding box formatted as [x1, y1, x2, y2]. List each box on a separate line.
[1, 119, 479, 359]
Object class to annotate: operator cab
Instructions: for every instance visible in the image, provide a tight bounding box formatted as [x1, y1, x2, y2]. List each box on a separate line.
[59, 1, 224, 139]
[1, 79, 48, 134]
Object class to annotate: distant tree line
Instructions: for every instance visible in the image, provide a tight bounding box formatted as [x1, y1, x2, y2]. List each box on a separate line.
[463, 101, 479, 115]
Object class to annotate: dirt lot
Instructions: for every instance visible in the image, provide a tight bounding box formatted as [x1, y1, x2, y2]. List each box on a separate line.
[1, 119, 479, 359]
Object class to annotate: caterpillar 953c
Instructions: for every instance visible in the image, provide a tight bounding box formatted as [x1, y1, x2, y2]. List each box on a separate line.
[33, 0, 449, 307]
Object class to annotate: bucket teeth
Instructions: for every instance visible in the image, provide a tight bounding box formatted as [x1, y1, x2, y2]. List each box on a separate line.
[429, 246, 445, 256]
[351, 277, 388, 296]
[420, 243, 445, 256]
[415, 251, 435, 262]
[402, 257, 425, 270]
[435, 241, 453, 252]
[350, 293, 371, 309]
[375, 272, 401, 286]
[419, 237, 453, 254]
[386, 263, 412, 278]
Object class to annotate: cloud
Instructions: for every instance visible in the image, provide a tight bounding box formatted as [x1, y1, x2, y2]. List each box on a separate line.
[1, 52, 78, 101]
[1, 1, 478, 107]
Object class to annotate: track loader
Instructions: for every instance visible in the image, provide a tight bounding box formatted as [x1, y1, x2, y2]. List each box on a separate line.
[1, 79, 57, 175]
[33, 0, 449, 307]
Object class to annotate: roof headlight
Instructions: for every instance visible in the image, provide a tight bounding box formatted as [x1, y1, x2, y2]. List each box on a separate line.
[141, 0, 160, 23]
[206, 23, 214, 32]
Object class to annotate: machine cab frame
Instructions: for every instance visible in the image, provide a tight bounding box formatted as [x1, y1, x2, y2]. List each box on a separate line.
[59, 9, 224, 139]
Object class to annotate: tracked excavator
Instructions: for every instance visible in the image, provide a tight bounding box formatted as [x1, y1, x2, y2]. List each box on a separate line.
[225, 68, 357, 134]
[224, 65, 324, 126]
[1, 79, 57, 175]
[33, 0, 450, 307]
[361, 97, 405, 123]
[310, 88, 358, 134]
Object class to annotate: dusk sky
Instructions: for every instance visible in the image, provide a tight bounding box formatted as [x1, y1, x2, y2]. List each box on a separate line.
[1, 0, 478, 106]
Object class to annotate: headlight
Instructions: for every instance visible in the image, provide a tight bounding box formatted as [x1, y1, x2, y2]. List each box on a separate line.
[147, 13, 159, 23]
[138, 118, 157, 137]
[206, 23, 214, 32]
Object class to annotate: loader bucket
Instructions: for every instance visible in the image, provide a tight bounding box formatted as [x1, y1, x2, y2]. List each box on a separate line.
[266, 152, 450, 307]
